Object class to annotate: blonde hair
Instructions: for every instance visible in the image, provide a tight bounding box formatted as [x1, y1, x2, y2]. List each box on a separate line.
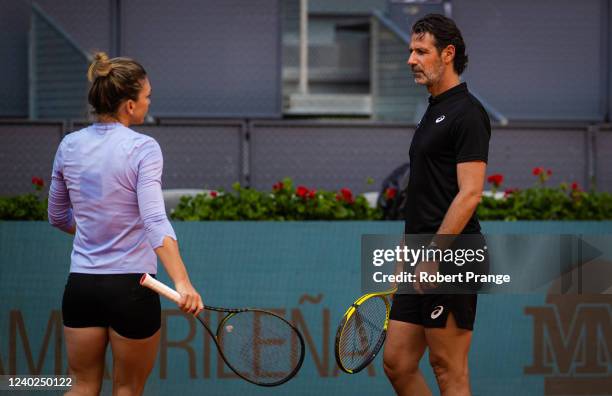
[87, 52, 147, 115]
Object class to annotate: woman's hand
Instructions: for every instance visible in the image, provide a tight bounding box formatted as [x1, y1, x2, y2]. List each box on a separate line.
[175, 280, 204, 315]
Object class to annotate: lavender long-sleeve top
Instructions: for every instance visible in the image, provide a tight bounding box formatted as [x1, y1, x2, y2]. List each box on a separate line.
[48, 122, 176, 274]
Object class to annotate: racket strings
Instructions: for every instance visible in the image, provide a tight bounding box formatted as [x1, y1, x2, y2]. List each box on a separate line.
[217, 311, 302, 385]
[338, 296, 387, 370]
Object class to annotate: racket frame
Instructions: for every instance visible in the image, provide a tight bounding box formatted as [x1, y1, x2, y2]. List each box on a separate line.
[334, 287, 396, 374]
[140, 274, 305, 386]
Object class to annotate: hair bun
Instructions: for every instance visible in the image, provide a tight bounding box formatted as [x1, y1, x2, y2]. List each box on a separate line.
[87, 52, 113, 82]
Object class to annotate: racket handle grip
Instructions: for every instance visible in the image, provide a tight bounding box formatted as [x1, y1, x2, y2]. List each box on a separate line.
[140, 274, 181, 304]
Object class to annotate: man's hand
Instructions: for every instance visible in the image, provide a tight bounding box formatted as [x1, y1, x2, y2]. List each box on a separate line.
[413, 260, 439, 294]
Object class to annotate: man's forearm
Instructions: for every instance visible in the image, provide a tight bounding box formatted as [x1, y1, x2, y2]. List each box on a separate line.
[436, 190, 481, 235]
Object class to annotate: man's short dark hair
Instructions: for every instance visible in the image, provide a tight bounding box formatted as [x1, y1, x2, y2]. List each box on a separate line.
[412, 14, 468, 75]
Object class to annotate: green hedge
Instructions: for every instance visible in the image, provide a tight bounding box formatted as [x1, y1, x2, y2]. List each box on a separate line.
[479, 169, 612, 220]
[479, 186, 612, 220]
[0, 177, 47, 220]
[170, 179, 381, 220]
[0, 194, 48, 220]
[3, 173, 612, 221]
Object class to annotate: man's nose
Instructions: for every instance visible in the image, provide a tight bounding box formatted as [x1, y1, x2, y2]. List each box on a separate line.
[407, 53, 417, 66]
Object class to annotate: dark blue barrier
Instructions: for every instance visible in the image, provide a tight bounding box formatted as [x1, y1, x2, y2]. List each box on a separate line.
[1, 221, 611, 395]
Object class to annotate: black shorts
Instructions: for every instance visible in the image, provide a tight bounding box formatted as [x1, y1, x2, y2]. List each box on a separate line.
[389, 293, 477, 330]
[62, 273, 161, 339]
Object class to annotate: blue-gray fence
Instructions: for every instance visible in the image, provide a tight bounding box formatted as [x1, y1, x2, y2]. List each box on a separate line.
[1, 120, 611, 196]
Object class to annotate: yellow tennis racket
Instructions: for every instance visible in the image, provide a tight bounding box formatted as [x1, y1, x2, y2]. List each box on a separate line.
[334, 287, 397, 374]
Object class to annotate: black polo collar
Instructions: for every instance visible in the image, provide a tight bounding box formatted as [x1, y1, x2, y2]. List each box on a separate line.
[428, 82, 468, 105]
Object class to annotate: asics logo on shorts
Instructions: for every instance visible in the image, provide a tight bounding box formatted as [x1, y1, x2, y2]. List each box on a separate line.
[435, 115, 445, 123]
[431, 305, 444, 319]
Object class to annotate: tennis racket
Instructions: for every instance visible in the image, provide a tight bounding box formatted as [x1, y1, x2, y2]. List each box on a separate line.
[334, 287, 397, 374]
[140, 274, 305, 386]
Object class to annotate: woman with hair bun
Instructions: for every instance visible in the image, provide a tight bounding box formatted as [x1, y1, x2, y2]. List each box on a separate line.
[48, 52, 203, 396]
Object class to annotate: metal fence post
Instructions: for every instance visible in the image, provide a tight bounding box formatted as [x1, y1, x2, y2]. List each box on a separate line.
[586, 124, 599, 190]
[243, 119, 252, 188]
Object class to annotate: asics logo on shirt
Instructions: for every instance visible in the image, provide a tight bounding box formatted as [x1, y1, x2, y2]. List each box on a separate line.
[431, 305, 444, 319]
[435, 115, 446, 123]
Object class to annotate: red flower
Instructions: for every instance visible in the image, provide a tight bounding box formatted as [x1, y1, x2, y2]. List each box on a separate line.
[533, 167, 552, 185]
[296, 186, 309, 198]
[487, 174, 504, 188]
[504, 187, 519, 197]
[385, 187, 397, 200]
[273, 181, 284, 191]
[571, 182, 580, 191]
[31, 176, 44, 187]
[308, 190, 316, 199]
[210, 191, 218, 198]
[338, 188, 354, 204]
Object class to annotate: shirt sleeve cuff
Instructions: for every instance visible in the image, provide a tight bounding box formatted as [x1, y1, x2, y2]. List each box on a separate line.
[148, 221, 177, 249]
[456, 155, 488, 164]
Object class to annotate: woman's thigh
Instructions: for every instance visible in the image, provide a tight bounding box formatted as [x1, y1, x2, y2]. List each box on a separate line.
[64, 326, 108, 394]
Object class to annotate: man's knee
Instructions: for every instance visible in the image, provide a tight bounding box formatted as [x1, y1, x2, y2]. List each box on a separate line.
[428, 352, 469, 390]
[383, 352, 420, 381]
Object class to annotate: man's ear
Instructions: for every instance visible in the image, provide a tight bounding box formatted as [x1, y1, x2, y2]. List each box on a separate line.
[443, 45, 456, 65]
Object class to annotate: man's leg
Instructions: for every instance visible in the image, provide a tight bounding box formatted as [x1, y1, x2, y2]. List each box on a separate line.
[383, 320, 432, 396]
[425, 313, 473, 396]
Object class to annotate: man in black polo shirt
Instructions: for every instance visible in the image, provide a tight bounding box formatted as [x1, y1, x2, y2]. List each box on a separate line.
[382, 14, 490, 396]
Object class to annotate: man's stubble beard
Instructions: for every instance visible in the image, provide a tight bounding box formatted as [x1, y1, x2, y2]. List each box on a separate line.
[417, 60, 445, 88]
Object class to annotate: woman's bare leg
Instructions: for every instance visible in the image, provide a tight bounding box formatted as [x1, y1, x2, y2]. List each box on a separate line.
[64, 326, 108, 396]
[109, 328, 160, 396]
